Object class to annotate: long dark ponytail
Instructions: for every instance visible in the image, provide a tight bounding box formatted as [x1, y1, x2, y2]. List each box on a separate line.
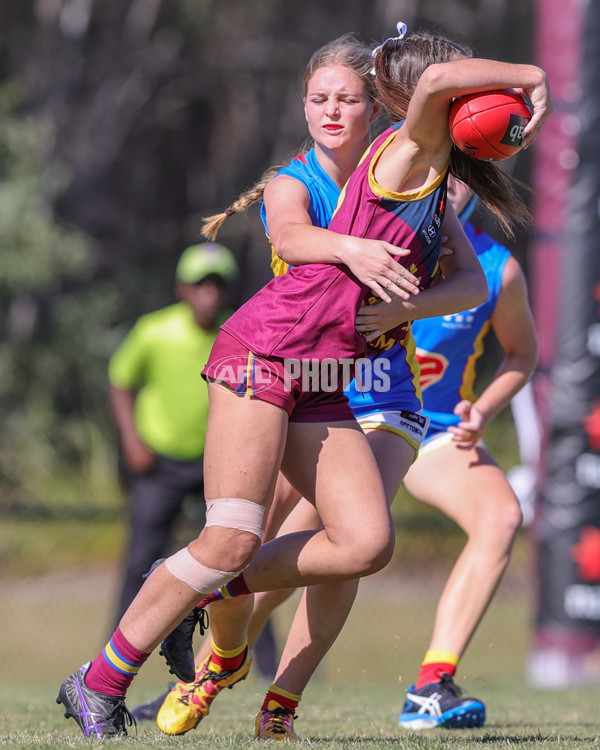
[373, 32, 529, 237]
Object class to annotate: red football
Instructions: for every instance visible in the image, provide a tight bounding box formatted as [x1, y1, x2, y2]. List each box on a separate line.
[448, 89, 532, 161]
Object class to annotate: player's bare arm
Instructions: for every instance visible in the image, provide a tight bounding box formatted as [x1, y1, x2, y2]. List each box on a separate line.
[264, 175, 420, 302]
[355, 203, 487, 341]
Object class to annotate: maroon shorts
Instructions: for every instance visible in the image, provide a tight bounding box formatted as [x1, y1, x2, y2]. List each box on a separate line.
[203, 330, 355, 423]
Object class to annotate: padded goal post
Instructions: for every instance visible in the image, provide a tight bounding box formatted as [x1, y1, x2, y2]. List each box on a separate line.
[528, 0, 600, 687]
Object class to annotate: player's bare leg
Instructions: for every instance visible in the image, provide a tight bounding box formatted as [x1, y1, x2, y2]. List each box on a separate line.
[255, 427, 415, 739]
[121, 385, 289, 652]
[58, 384, 288, 738]
[153, 480, 316, 734]
[155, 412, 393, 737]
[238, 419, 394, 592]
[404, 441, 522, 663]
[398, 440, 521, 729]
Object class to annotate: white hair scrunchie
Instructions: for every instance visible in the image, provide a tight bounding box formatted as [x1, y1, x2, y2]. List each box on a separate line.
[371, 21, 408, 60]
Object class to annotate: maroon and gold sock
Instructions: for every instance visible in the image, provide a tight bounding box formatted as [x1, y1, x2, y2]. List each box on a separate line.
[197, 573, 251, 609]
[415, 649, 459, 689]
[207, 638, 247, 673]
[85, 627, 150, 696]
[262, 683, 301, 714]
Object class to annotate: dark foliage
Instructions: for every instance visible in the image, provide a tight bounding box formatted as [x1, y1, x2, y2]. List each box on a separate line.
[0, 0, 534, 502]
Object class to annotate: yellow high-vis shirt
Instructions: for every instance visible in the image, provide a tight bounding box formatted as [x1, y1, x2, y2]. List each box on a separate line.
[109, 302, 221, 460]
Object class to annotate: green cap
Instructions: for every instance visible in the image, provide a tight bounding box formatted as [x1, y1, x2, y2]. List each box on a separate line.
[175, 243, 238, 284]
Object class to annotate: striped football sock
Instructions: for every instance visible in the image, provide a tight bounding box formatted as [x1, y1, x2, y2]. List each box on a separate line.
[85, 627, 150, 696]
[262, 683, 302, 714]
[197, 573, 251, 609]
[415, 649, 460, 689]
[207, 638, 248, 673]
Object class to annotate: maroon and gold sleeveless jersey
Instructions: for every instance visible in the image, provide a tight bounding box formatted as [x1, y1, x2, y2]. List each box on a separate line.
[221, 122, 447, 363]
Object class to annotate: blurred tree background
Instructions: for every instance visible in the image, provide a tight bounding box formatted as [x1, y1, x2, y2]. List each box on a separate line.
[0, 0, 534, 520]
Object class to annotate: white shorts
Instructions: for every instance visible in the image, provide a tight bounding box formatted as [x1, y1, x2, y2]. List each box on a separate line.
[356, 410, 430, 452]
[418, 430, 484, 459]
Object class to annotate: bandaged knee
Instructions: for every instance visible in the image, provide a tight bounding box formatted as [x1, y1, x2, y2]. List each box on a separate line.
[205, 497, 266, 542]
[164, 548, 237, 594]
[164, 498, 266, 594]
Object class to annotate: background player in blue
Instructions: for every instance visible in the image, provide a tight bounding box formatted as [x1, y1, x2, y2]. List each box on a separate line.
[357, 174, 537, 728]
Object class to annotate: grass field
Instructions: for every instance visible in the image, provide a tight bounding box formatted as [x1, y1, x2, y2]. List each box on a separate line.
[2, 681, 600, 749]
[2, 407, 598, 749]
[2, 534, 600, 748]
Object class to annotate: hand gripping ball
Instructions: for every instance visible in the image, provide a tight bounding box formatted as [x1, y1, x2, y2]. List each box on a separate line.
[449, 89, 532, 161]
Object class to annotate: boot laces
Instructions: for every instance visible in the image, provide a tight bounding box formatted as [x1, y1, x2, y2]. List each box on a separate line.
[266, 707, 295, 734]
[109, 698, 137, 734]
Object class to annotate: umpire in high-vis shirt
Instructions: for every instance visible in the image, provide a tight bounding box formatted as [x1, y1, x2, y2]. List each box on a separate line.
[109, 243, 238, 621]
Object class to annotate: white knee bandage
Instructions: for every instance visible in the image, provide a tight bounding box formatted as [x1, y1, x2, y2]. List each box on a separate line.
[165, 548, 237, 594]
[205, 497, 266, 542]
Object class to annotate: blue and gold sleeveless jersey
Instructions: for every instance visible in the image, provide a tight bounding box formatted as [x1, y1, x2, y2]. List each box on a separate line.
[413, 222, 511, 436]
[260, 149, 340, 277]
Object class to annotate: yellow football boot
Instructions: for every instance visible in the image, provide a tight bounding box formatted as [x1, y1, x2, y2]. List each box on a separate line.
[157, 649, 251, 735]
